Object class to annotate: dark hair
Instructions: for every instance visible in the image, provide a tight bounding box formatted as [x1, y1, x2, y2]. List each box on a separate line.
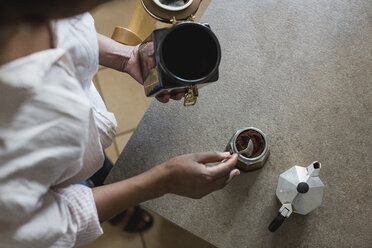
[0, 0, 110, 25]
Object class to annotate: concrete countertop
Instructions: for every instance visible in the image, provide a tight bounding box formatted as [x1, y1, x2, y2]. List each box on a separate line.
[106, 0, 372, 247]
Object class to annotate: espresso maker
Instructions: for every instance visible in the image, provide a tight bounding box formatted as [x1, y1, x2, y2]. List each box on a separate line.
[268, 161, 325, 232]
[111, 0, 221, 106]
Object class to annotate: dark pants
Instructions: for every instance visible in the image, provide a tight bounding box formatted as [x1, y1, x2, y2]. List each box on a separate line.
[80, 155, 113, 187]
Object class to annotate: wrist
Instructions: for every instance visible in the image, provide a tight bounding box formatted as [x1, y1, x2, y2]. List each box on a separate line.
[120, 45, 136, 73]
[153, 162, 174, 196]
[97, 33, 134, 72]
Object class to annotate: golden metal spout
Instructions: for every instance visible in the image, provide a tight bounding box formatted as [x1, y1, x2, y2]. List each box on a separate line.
[112, 0, 157, 45]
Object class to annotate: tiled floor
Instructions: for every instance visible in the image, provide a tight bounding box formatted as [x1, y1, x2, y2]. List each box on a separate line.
[83, 1, 215, 248]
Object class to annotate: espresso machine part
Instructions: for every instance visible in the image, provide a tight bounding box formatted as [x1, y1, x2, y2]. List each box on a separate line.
[268, 161, 325, 232]
[112, 0, 205, 46]
[142, 21, 221, 106]
[226, 127, 270, 171]
[111, 0, 217, 106]
[142, 0, 202, 23]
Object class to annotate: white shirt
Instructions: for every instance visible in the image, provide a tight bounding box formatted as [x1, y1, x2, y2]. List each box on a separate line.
[0, 13, 117, 247]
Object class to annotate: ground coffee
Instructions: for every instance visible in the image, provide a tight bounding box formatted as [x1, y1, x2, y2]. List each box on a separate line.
[236, 129, 265, 158]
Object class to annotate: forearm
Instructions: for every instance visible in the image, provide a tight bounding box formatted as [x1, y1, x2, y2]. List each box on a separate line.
[92, 152, 239, 222]
[92, 163, 169, 222]
[97, 33, 134, 72]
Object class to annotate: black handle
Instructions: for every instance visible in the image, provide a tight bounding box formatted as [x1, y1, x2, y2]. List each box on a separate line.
[268, 213, 286, 232]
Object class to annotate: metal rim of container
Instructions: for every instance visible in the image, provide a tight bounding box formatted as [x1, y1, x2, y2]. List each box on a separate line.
[141, 0, 201, 23]
[152, 0, 194, 12]
[231, 127, 269, 162]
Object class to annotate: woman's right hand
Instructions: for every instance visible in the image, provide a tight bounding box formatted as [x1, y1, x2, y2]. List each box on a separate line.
[160, 152, 239, 199]
[93, 152, 239, 222]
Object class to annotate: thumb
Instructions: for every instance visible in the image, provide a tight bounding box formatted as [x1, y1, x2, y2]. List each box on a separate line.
[207, 153, 238, 178]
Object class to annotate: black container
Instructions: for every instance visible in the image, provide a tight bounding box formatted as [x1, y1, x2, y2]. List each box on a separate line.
[143, 22, 221, 101]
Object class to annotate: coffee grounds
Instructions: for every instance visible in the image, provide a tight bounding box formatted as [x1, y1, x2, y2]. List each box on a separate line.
[236, 129, 265, 158]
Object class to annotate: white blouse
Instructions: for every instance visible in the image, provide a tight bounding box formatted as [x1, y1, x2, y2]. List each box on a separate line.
[0, 13, 117, 247]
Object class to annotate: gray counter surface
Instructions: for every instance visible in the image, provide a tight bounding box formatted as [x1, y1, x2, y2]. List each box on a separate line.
[106, 0, 372, 247]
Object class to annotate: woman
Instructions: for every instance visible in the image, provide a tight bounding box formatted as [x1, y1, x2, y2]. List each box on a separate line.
[0, 0, 239, 247]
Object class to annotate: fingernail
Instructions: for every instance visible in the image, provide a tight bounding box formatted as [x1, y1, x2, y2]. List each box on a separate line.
[221, 152, 231, 157]
[232, 169, 240, 176]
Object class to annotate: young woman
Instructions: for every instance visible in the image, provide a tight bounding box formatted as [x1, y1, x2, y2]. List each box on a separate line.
[0, 1, 239, 247]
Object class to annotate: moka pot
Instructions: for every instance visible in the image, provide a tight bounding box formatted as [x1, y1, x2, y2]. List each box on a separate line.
[268, 161, 325, 232]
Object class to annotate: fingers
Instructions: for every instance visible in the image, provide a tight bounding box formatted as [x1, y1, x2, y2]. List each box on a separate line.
[156, 91, 171, 103]
[210, 168, 240, 191]
[207, 153, 238, 178]
[225, 169, 240, 184]
[146, 56, 156, 72]
[170, 89, 186, 100]
[170, 92, 184, 100]
[194, 151, 231, 164]
[155, 90, 185, 103]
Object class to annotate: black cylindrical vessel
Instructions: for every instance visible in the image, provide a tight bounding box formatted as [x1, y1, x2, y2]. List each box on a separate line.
[144, 22, 221, 98]
[158, 22, 221, 86]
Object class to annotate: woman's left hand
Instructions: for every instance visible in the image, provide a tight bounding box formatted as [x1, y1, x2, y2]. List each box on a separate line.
[98, 34, 184, 103]
[123, 42, 155, 84]
[124, 42, 186, 103]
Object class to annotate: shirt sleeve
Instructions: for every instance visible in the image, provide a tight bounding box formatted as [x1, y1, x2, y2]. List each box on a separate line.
[0, 50, 105, 247]
[0, 16, 110, 246]
[54, 185, 104, 247]
[0, 183, 103, 248]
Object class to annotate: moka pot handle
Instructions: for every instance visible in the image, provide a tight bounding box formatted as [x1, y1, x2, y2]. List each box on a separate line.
[268, 203, 292, 232]
[268, 213, 286, 232]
